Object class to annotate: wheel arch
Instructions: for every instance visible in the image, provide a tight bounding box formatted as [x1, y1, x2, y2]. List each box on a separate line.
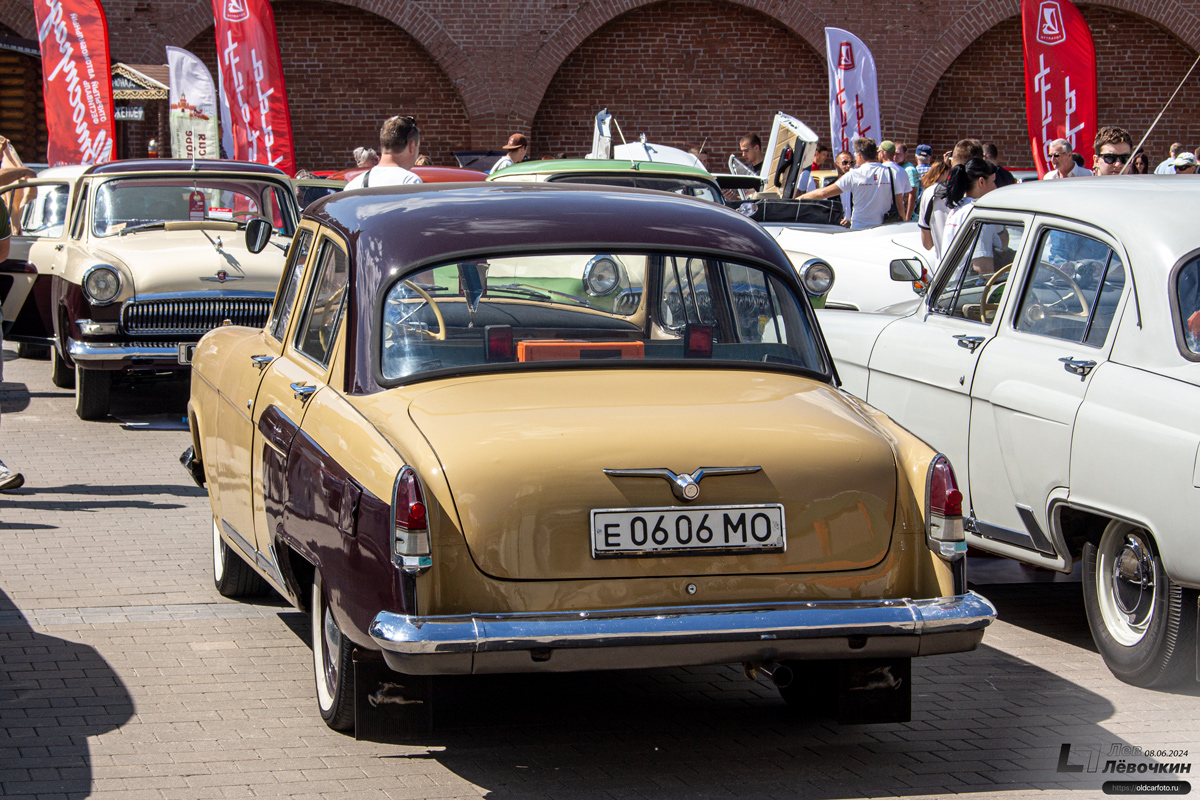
[1052, 500, 1195, 588]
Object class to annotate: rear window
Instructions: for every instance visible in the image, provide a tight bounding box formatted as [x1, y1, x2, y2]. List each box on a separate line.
[380, 252, 826, 383]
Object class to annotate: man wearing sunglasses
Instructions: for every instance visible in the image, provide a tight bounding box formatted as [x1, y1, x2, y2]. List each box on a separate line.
[1041, 138, 1091, 178]
[1092, 125, 1134, 176]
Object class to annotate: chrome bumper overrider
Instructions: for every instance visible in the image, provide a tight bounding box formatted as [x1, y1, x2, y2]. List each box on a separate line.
[68, 339, 184, 363]
[369, 592, 996, 675]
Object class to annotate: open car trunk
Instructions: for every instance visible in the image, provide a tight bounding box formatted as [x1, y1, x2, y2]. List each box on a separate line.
[406, 369, 899, 581]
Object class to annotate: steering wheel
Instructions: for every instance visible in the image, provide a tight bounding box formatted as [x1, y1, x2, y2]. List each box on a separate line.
[1038, 262, 1091, 316]
[399, 280, 446, 341]
[980, 265, 1012, 323]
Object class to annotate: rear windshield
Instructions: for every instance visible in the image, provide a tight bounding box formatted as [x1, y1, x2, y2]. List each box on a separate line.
[92, 177, 296, 237]
[380, 252, 827, 382]
[547, 174, 722, 204]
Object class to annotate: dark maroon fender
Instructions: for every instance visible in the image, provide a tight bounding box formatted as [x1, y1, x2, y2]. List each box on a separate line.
[50, 276, 121, 368]
[259, 404, 414, 649]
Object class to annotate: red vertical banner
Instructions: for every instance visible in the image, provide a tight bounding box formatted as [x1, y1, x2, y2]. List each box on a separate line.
[1022, 0, 1097, 177]
[33, 0, 116, 166]
[212, 0, 296, 175]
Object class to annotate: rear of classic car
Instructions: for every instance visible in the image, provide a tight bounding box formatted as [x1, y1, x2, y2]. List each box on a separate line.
[191, 185, 994, 736]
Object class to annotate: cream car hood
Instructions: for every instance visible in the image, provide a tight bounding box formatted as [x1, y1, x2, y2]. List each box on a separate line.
[88, 229, 285, 295]
[400, 369, 900, 581]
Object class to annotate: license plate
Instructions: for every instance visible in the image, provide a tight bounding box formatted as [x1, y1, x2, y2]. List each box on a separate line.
[177, 343, 196, 364]
[591, 504, 785, 558]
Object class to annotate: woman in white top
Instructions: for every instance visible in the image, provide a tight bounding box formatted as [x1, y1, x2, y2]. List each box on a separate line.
[941, 157, 999, 269]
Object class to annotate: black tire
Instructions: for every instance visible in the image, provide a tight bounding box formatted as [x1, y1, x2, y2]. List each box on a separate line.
[50, 347, 75, 389]
[312, 572, 355, 731]
[212, 519, 269, 598]
[16, 342, 50, 360]
[74, 365, 111, 420]
[1082, 521, 1197, 688]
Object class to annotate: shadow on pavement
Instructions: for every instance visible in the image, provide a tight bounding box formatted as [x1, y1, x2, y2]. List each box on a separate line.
[0, 586, 134, 798]
[0, 380, 31, 413]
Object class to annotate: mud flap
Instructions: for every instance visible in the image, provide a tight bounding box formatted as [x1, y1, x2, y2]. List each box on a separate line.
[353, 654, 433, 742]
[837, 657, 911, 725]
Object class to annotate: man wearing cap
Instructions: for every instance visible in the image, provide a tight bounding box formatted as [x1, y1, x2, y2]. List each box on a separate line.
[489, 134, 530, 174]
[878, 140, 914, 220]
[914, 144, 933, 182]
[1173, 153, 1198, 174]
[344, 115, 423, 189]
[1155, 143, 1186, 174]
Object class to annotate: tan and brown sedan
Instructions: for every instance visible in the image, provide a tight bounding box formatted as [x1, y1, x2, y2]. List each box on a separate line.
[182, 182, 994, 735]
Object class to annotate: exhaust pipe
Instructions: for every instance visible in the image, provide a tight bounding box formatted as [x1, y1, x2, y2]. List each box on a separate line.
[743, 661, 794, 689]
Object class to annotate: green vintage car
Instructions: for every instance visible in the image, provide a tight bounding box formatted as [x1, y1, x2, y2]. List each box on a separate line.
[487, 159, 832, 307]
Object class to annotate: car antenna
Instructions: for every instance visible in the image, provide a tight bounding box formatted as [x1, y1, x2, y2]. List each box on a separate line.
[1123, 52, 1200, 174]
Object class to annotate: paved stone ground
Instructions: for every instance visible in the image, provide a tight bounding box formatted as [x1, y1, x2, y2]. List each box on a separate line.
[1, 344, 1198, 800]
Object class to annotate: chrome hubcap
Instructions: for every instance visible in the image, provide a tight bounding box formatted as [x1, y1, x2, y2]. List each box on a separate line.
[1098, 526, 1156, 646]
[323, 604, 340, 695]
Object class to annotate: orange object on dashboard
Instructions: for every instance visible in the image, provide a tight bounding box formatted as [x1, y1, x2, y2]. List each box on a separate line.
[516, 340, 644, 362]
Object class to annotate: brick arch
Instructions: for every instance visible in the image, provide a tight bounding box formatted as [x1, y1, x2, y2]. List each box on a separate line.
[532, 0, 828, 163]
[0, 0, 33, 39]
[899, 0, 1200, 137]
[510, 0, 827, 133]
[918, 5, 1200, 169]
[184, 1, 472, 169]
[157, 0, 484, 118]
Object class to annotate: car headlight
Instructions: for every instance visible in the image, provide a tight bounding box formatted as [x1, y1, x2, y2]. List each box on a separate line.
[583, 255, 622, 297]
[798, 259, 834, 297]
[83, 265, 121, 305]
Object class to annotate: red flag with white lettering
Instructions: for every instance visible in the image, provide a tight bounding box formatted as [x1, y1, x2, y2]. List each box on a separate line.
[1022, 0, 1096, 177]
[33, 0, 116, 166]
[211, 0, 296, 175]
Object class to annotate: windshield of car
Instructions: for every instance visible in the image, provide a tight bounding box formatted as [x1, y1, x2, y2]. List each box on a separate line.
[91, 177, 295, 237]
[546, 174, 722, 204]
[380, 252, 827, 383]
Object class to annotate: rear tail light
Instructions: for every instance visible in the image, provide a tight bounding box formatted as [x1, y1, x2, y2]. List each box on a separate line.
[485, 325, 515, 362]
[684, 324, 714, 358]
[393, 467, 432, 573]
[926, 454, 966, 560]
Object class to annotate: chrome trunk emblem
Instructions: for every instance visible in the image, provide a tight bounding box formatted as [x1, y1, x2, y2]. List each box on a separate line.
[603, 467, 761, 502]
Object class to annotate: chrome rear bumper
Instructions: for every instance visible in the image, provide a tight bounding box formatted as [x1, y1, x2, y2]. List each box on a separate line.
[369, 591, 996, 675]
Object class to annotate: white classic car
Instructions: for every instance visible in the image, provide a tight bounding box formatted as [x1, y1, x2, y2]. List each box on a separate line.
[817, 177, 1200, 688]
[768, 221, 933, 313]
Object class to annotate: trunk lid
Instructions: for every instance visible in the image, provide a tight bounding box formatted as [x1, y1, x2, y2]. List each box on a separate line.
[406, 370, 898, 580]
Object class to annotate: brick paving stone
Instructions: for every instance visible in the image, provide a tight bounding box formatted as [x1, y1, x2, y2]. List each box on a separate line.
[2, 346, 1200, 798]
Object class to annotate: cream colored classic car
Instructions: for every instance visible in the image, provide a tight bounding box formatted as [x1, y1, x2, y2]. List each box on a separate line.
[818, 176, 1200, 688]
[182, 182, 994, 734]
[1, 159, 298, 419]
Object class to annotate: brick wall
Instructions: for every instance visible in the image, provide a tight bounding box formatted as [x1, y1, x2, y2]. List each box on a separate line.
[0, 23, 46, 162]
[919, 5, 1200, 170]
[185, 0, 471, 170]
[532, 0, 829, 164]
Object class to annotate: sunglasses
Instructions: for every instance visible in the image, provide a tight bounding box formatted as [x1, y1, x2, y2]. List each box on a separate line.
[1098, 153, 1131, 165]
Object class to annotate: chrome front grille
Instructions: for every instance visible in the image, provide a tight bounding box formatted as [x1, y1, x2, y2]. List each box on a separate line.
[122, 297, 273, 336]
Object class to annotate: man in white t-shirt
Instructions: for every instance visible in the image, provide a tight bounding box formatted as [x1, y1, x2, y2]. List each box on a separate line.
[488, 133, 529, 174]
[799, 138, 904, 230]
[879, 140, 914, 219]
[1041, 138, 1092, 179]
[344, 116, 423, 190]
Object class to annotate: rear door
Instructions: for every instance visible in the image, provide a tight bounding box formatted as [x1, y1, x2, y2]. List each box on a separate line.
[251, 233, 349, 562]
[866, 213, 1029, 499]
[967, 221, 1128, 557]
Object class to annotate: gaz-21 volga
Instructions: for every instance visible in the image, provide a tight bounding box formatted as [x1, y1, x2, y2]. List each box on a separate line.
[182, 182, 994, 733]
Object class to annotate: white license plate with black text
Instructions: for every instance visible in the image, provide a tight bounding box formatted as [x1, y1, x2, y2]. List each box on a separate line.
[591, 504, 785, 557]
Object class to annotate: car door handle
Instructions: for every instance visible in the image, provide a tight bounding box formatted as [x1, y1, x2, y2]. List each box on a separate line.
[953, 334, 985, 352]
[54, 244, 64, 251]
[290, 382, 317, 401]
[1059, 357, 1097, 379]
[250, 354, 274, 370]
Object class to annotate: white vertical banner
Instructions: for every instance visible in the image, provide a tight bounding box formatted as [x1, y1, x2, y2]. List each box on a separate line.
[825, 27, 882, 154]
[166, 46, 220, 160]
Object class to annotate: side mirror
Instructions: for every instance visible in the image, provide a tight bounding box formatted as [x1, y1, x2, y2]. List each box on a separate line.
[245, 218, 273, 254]
[889, 258, 922, 282]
